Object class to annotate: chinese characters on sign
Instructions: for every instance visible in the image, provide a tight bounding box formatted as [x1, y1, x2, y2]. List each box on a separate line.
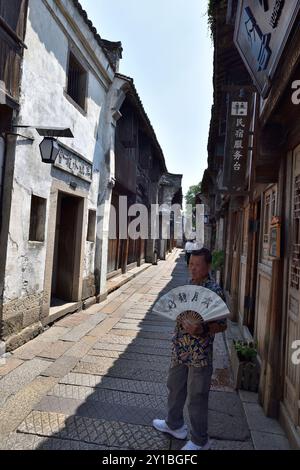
[234, 0, 300, 98]
[244, 6, 272, 72]
[222, 89, 252, 192]
[54, 143, 93, 183]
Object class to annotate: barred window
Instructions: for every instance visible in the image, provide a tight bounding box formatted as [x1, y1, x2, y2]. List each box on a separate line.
[67, 51, 87, 111]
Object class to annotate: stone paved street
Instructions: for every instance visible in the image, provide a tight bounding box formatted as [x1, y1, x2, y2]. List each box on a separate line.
[0, 250, 287, 450]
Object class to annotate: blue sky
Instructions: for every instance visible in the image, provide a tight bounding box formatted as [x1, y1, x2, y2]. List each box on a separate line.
[80, 0, 213, 198]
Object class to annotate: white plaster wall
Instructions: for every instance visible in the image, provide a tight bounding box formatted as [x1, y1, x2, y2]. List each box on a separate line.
[4, 0, 114, 301]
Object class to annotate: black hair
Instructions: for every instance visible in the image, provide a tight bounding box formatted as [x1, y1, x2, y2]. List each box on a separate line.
[190, 248, 212, 265]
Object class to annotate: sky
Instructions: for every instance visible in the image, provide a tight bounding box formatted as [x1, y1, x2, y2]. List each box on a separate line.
[80, 0, 214, 198]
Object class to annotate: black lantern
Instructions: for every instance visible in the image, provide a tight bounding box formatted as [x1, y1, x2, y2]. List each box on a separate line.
[12, 126, 73, 164]
[39, 137, 60, 164]
[36, 127, 73, 164]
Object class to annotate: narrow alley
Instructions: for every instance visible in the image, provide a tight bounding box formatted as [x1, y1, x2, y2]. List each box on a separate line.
[0, 250, 289, 450]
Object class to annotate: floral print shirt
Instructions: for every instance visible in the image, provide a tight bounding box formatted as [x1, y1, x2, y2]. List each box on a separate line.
[171, 275, 227, 368]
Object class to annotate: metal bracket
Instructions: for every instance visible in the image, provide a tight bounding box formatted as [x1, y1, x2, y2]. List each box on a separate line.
[3, 132, 34, 142]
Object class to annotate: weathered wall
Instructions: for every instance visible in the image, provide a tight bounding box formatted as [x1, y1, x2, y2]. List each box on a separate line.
[1, 0, 116, 346]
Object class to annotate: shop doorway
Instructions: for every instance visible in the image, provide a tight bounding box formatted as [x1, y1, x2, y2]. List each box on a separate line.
[51, 192, 83, 305]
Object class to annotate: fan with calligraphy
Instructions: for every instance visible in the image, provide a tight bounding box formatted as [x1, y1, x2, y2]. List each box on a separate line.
[152, 285, 230, 324]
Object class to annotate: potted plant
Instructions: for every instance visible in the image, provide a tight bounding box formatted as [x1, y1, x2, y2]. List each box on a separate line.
[212, 250, 224, 284]
[231, 340, 260, 392]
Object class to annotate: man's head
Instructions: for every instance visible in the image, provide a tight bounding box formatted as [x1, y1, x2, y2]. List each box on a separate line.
[189, 248, 212, 282]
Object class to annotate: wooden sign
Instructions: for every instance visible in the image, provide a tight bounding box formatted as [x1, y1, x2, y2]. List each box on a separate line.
[234, 0, 300, 98]
[269, 216, 281, 259]
[222, 88, 253, 193]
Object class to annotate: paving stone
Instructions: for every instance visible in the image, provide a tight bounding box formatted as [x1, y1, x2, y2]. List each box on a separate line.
[0, 376, 57, 435]
[119, 318, 174, 326]
[100, 301, 126, 314]
[48, 383, 168, 410]
[98, 335, 171, 349]
[34, 395, 165, 426]
[37, 341, 73, 360]
[59, 373, 168, 396]
[0, 358, 52, 404]
[211, 439, 254, 450]
[18, 411, 171, 450]
[243, 403, 286, 436]
[123, 313, 154, 319]
[92, 342, 171, 357]
[251, 431, 291, 450]
[73, 361, 167, 382]
[13, 339, 48, 360]
[209, 391, 245, 418]
[80, 355, 169, 373]
[171, 438, 254, 450]
[62, 313, 107, 342]
[126, 308, 152, 315]
[112, 329, 172, 340]
[88, 349, 171, 364]
[37, 327, 70, 343]
[0, 358, 24, 376]
[0, 432, 117, 450]
[0, 391, 11, 408]
[42, 356, 79, 378]
[63, 338, 98, 358]
[87, 324, 111, 338]
[56, 312, 92, 328]
[92, 342, 129, 353]
[81, 335, 100, 345]
[239, 390, 259, 404]
[208, 408, 251, 441]
[113, 323, 173, 334]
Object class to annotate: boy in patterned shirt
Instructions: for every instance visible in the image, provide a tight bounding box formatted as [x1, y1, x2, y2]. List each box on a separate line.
[153, 248, 227, 451]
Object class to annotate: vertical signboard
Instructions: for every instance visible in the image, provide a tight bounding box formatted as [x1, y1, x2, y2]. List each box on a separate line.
[222, 89, 252, 192]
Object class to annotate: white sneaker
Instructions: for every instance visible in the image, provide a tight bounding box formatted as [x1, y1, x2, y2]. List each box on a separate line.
[152, 419, 188, 440]
[181, 439, 212, 451]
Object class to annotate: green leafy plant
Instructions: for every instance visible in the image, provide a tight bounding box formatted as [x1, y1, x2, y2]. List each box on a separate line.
[207, 0, 217, 38]
[212, 250, 224, 271]
[207, 0, 226, 39]
[185, 182, 202, 207]
[233, 340, 258, 363]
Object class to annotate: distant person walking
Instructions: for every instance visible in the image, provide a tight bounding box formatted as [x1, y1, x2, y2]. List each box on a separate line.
[184, 239, 195, 266]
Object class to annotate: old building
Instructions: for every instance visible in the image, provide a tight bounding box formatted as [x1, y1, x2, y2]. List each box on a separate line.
[158, 173, 183, 258]
[202, 0, 300, 449]
[0, 0, 121, 350]
[0, 0, 182, 352]
[0, 0, 29, 349]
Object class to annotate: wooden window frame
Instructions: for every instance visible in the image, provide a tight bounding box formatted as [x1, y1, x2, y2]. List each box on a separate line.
[65, 49, 88, 114]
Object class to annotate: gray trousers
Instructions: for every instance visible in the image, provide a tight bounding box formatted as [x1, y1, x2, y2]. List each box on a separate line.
[166, 363, 213, 446]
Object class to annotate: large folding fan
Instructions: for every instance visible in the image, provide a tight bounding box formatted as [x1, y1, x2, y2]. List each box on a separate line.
[152, 285, 230, 324]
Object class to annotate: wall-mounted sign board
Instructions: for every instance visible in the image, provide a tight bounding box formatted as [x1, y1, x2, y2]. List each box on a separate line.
[234, 0, 300, 98]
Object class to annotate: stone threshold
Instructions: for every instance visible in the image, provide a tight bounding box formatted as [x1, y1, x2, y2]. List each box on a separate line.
[44, 301, 81, 326]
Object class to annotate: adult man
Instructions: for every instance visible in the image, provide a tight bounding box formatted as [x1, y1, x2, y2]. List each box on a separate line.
[153, 248, 227, 451]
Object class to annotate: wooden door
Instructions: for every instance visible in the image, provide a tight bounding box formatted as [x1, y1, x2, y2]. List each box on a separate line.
[284, 145, 300, 427]
[247, 201, 261, 335]
[107, 191, 121, 274]
[52, 194, 80, 302]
